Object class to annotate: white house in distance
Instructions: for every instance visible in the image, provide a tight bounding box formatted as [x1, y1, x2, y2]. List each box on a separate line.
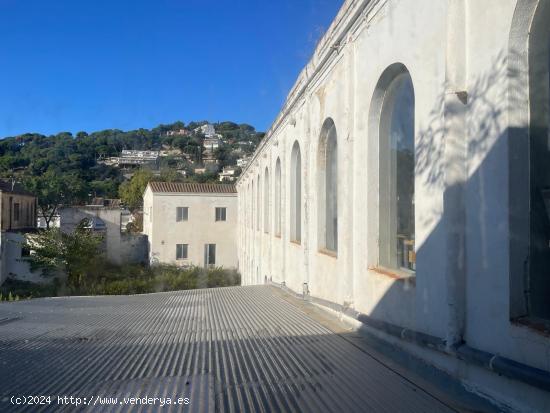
[143, 182, 237, 268]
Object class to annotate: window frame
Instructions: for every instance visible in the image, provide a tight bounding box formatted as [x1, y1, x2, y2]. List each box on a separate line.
[176, 243, 189, 260]
[368, 63, 416, 277]
[204, 243, 216, 266]
[14, 202, 20, 222]
[274, 158, 282, 237]
[264, 167, 270, 234]
[317, 118, 338, 254]
[290, 141, 302, 244]
[215, 207, 227, 222]
[176, 206, 189, 222]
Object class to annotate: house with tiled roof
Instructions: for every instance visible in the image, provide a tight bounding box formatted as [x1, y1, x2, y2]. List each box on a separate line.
[142, 182, 237, 269]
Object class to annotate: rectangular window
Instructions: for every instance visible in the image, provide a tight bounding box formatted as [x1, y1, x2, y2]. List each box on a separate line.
[204, 244, 216, 266]
[14, 203, 20, 222]
[215, 207, 227, 221]
[176, 244, 188, 260]
[176, 207, 189, 222]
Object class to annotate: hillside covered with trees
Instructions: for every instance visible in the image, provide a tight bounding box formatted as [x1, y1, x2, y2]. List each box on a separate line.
[0, 120, 263, 221]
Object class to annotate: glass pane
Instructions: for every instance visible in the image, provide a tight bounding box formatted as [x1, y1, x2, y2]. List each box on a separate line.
[326, 125, 338, 252]
[529, 35, 550, 319]
[380, 72, 415, 271]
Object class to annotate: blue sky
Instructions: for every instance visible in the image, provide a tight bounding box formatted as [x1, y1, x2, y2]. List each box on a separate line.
[0, 0, 342, 138]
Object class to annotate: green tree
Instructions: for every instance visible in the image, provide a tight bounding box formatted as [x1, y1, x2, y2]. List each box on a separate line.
[25, 226, 104, 290]
[24, 169, 87, 229]
[119, 169, 153, 210]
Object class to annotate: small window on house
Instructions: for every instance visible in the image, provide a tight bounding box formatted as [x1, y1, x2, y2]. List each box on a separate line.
[215, 207, 227, 221]
[14, 203, 20, 222]
[204, 244, 216, 266]
[176, 244, 188, 260]
[21, 246, 31, 257]
[176, 207, 189, 222]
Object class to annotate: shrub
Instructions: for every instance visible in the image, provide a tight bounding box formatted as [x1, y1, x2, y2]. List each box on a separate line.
[2, 262, 241, 299]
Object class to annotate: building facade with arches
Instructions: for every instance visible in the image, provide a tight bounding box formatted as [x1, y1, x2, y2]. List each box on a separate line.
[236, 0, 550, 410]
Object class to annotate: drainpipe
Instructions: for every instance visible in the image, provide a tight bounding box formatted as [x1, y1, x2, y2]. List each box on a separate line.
[444, 0, 467, 349]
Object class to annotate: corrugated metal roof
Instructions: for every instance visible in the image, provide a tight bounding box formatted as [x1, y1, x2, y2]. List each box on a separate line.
[149, 182, 237, 194]
[0, 286, 455, 412]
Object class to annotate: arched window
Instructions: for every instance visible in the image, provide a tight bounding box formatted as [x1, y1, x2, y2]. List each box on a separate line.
[274, 158, 282, 237]
[377, 65, 415, 272]
[290, 141, 302, 243]
[264, 167, 270, 233]
[248, 183, 251, 229]
[256, 175, 260, 231]
[318, 118, 338, 253]
[526, 0, 550, 319]
[251, 179, 255, 230]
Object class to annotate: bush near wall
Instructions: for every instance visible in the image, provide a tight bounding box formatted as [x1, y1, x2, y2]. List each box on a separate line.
[0, 265, 241, 300]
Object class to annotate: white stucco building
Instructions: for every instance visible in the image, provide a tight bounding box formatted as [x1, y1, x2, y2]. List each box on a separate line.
[236, 0, 550, 411]
[143, 182, 237, 268]
[0, 181, 39, 285]
[58, 200, 147, 266]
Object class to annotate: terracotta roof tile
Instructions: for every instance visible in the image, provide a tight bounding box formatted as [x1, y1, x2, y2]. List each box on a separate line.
[148, 181, 237, 194]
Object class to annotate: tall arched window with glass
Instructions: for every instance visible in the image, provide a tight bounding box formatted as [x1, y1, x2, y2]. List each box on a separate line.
[290, 142, 302, 243]
[318, 118, 338, 253]
[274, 158, 282, 237]
[251, 180, 255, 230]
[379, 70, 415, 272]
[256, 176, 260, 231]
[264, 167, 270, 233]
[526, 0, 550, 319]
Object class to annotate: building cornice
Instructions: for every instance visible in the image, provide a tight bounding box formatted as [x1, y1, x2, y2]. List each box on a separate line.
[237, 0, 383, 187]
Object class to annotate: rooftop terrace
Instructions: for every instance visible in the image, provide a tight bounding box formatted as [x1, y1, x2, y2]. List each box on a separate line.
[0, 286, 491, 412]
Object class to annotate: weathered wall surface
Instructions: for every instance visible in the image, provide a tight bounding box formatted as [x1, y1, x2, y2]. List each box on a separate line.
[59, 207, 147, 265]
[0, 232, 44, 285]
[236, 0, 550, 410]
[143, 189, 238, 268]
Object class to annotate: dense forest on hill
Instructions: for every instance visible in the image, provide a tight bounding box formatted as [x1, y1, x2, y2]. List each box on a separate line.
[0, 120, 263, 218]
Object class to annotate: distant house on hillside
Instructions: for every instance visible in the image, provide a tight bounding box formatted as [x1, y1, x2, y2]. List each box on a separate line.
[98, 150, 160, 168]
[166, 129, 189, 137]
[0, 181, 39, 285]
[194, 123, 216, 137]
[142, 182, 237, 269]
[117, 150, 159, 167]
[203, 136, 221, 151]
[236, 157, 250, 168]
[219, 167, 238, 182]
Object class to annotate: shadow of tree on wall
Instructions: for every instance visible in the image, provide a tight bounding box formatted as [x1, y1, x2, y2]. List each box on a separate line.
[369, 47, 536, 344]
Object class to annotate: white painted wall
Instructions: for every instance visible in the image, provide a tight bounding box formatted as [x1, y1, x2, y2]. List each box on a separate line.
[59, 207, 147, 265]
[143, 187, 238, 268]
[236, 0, 550, 410]
[0, 232, 44, 285]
